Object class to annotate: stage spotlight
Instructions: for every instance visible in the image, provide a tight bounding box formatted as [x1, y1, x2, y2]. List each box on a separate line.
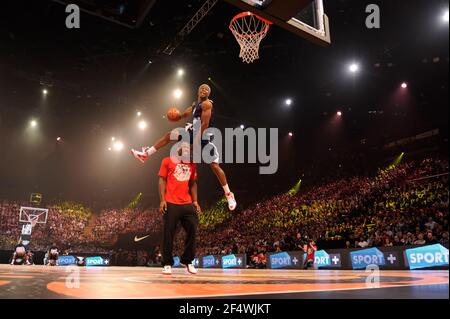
[177, 69, 185, 76]
[173, 89, 183, 99]
[349, 63, 359, 73]
[56, 137, 61, 142]
[401, 82, 408, 89]
[288, 132, 293, 137]
[42, 89, 48, 95]
[111, 137, 116, 142]
[113, 141, 124, 151]
[240, 124, 245, 129]
[337, 111, 342, 116]
[137, 111, 142, 117]
[443, 10, 449, 22]
[138, 120, 147, 130]
[285, 99, 292, 106]
[30, 120, 37, 128]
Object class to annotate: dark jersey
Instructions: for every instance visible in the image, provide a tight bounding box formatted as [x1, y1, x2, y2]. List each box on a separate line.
[192, 100, 214, 128]
[191, 100, 214, 145]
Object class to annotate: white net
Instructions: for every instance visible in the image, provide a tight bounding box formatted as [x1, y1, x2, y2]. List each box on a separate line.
[230, 12, 271, 64]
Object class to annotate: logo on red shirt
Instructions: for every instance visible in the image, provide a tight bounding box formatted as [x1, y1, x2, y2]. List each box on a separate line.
[173, 164, 193, 182]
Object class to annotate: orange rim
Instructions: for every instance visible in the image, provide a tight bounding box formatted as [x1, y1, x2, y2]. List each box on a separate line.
[229, 11, 272, 38]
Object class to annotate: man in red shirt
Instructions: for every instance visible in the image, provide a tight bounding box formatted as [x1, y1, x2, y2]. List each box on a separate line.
[158, 142, 201, 275]
[303, 240, 317, 270]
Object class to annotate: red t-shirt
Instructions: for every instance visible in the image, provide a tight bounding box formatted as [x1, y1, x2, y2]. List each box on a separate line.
[158, 157, 197, 205]
[305, 244, 317, 261]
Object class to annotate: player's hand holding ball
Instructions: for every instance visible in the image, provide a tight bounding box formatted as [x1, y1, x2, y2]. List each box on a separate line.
[167, 107, 181, 122]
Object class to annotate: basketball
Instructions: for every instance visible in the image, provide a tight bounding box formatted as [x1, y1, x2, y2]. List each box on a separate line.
[167, 107, 180, 121]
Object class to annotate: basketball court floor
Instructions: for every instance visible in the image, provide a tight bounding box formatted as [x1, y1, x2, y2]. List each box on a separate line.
[0, 265, 447, 299]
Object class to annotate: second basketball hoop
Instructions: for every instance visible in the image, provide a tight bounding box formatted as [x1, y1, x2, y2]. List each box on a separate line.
[229, 11, 272, 63]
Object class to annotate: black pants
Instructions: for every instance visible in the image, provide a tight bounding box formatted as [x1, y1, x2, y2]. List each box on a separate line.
[162, 203, 198, 266]
[303, 259, 314, 270]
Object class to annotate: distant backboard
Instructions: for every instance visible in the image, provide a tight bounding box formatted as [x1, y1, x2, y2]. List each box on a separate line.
[224, 0, 331, 46]
[19, 207, 48, 224]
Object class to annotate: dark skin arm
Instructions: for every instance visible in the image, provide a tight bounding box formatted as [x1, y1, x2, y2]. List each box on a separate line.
[159, 176, 167, 214]
[172, 103, 196, 122]
[189, 179, 201, 213]
[200, 100, 213, 134]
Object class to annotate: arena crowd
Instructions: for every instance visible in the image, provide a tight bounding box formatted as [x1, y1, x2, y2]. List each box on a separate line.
[0, 157, 448, 267]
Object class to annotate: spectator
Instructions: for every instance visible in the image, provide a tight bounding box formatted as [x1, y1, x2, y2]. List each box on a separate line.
[425, 217, 437, 231]
[414, 233, 426, 245]
[425, 231, 438, 245]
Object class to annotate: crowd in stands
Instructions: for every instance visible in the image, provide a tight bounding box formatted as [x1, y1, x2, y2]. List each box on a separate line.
[0, 157, 448, 267]
[89, 208, 162, 243]
[173, 157, 449, 267]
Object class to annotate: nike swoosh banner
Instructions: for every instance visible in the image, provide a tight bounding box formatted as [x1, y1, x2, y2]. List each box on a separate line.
[115, 232, 163, 250]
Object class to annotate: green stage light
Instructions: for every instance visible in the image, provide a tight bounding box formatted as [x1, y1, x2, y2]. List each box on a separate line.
[288, 179, 302, 196]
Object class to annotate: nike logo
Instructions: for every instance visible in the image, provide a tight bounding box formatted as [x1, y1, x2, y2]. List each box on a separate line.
[134, 235, 150, 242]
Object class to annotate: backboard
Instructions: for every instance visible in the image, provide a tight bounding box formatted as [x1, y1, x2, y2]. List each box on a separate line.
[224, 0, 331, 46]
[19, 207, 48, 224]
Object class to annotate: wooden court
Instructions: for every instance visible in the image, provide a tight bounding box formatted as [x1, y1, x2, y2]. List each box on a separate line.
[0, 265, 448, 299]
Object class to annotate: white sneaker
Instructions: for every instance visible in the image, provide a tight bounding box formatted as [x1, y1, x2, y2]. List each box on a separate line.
[183, 263, 198, 275]
[131, 147, 150, 163]
[225, 192, 237, 211]
[162, 265, 172, 275]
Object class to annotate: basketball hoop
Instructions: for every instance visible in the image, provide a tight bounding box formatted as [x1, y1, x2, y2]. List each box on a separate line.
[230, 12, 272, 63]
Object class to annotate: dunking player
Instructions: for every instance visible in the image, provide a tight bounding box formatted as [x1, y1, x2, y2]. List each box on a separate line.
[131, 84, 237, 211]
[158, 142, 200, 275]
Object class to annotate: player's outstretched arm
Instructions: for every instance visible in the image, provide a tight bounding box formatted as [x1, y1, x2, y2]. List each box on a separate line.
[175, 102, 196, 121]
[181, 105, 193, 119]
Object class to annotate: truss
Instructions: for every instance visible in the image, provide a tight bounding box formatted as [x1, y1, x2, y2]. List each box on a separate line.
[163, 0, 219, 55]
